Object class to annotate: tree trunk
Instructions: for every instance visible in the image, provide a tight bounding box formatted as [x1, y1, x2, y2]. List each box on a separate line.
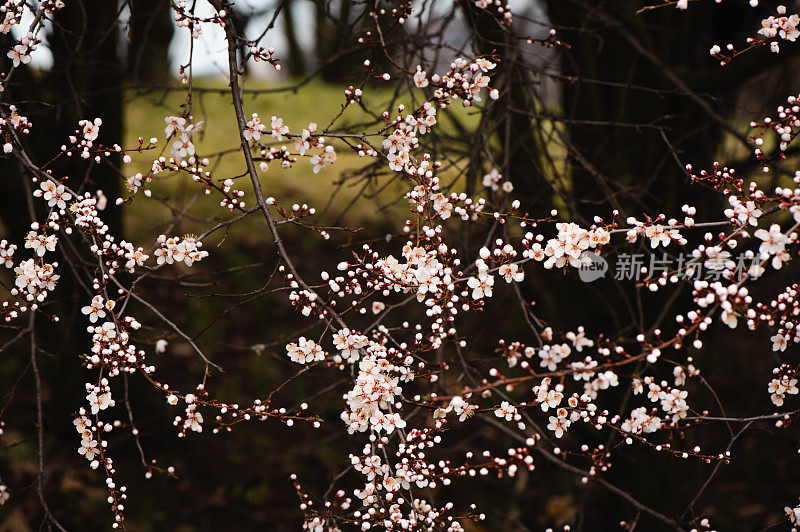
[49, 0, 123, 233]
[128, 0, 175, 85]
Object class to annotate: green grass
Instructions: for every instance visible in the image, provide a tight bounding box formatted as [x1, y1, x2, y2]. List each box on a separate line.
[122, 77, 411, 243]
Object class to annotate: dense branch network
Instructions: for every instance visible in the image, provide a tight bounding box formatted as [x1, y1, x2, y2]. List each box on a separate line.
[0, 0, 799, 530]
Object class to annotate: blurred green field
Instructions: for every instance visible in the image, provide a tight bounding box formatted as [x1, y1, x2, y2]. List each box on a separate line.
[122, 78, 413, 244]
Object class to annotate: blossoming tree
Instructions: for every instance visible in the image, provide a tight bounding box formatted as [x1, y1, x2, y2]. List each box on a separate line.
[1, 0, 800, 530]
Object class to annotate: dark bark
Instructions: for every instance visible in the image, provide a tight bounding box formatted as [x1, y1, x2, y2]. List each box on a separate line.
[128, 0, 175, 84]
[282, 0, 308, 76]
[229, 6, 254, 74]
[48, 0, 124, 234]
[543, 0, 781, 220]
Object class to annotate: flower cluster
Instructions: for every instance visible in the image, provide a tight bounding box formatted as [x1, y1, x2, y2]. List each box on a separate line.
[341, 349, 407, 435]
[154, 234, 208, 266]
[13, 258, 59, 301]
[244, 113, 267, 141]
[332, 328, 369, 364]
[0, 105, 31, 153]
[286, 337, 326, 364]
[768, 366, 799, 406]
[529, 221, 611, 269]
[758, 6, 800, 52]
[165, 116, 202, 162]
[6, 34, 38, 67]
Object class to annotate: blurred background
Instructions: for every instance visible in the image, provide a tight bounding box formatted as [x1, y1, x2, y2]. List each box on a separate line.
[1, 0, 800, 530]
